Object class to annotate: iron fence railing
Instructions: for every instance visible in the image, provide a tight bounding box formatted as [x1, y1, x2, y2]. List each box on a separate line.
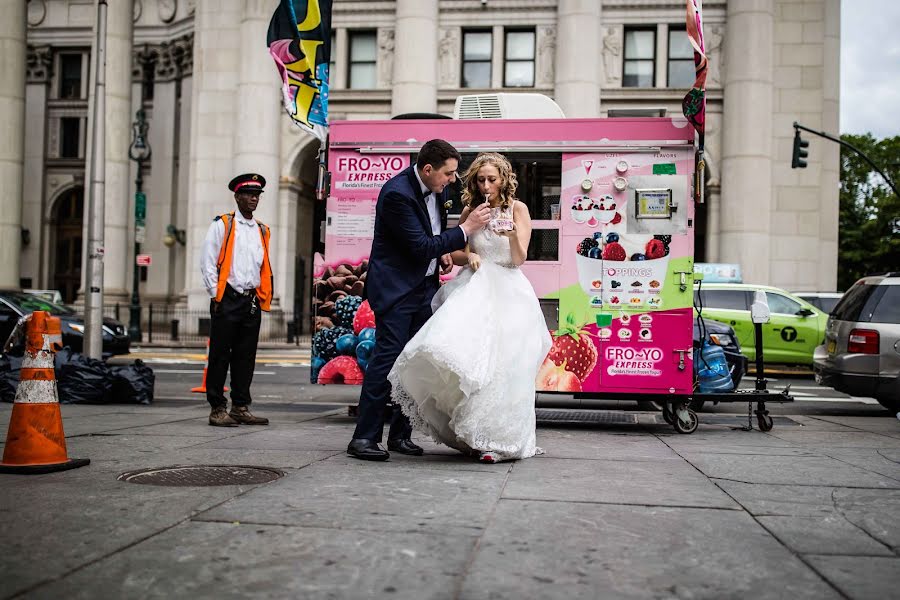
[102, 304, 310, 345]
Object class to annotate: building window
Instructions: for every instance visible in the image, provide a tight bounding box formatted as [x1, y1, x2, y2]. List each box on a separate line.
[59, 54, 83, 99]
[462, 30, 492, 88]
[623, 28, 655, 87]
[504, 29, 535, 87]
[348, 30, 376, 89]
[60, 117, 81, 158]
[668, 27, 695, 88]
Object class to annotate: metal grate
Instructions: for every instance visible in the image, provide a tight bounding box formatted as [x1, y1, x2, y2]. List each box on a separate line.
[118, 465, 285, 487]
[456, 94, 502, 119]
[537, 409, 639, 425]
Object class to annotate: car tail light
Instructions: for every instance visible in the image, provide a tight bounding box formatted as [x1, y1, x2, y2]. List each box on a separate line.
[847, 329, 879, 354]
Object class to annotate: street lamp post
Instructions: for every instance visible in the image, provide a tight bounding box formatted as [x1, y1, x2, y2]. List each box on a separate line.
[127, 109, 151, 342]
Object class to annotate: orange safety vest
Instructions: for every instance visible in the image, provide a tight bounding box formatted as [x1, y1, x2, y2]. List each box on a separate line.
[214, 212, 273, 311]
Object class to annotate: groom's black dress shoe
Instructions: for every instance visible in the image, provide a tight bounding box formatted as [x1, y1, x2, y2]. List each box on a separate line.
[388, 438, 424, 456]
[347, 439, 390, 461]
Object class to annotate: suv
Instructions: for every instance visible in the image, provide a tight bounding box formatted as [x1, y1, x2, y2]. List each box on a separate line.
[693, 283, 828, 365]
[794, 292, 844, 315]
[813, 273, 900, 411]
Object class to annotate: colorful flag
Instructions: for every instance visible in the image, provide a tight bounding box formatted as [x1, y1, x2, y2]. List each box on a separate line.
[682, 0, 707, 139]
[267, 0, 332, 140]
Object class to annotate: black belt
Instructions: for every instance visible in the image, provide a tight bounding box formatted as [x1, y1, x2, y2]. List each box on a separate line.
[225, 284, 255, 299]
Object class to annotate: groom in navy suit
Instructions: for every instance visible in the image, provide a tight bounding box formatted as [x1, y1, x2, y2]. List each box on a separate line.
[348, 139, 491, 461]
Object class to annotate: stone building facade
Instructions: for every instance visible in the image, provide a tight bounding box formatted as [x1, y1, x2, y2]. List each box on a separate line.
[2, 0, 840, 323]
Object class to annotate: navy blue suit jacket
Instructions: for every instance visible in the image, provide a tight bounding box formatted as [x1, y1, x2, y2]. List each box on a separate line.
[364, 165, 467, 315]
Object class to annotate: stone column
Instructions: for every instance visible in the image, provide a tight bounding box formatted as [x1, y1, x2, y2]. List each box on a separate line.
[392, 0, 438, 115]
[100, 0, 135, 300]
[719, 0, 774, 284]
[23, 45, 52, 287]
[146, 42, 180, 301]
[0, 1, 26, 289]
[172, 37, 193, 303]
[554, 0, 601, 118]
[819, 0, 840, 290]
[234, 0, 283, 308]
[184, 0, 242, 310]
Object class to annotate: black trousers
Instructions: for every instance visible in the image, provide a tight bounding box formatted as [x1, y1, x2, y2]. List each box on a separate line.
[206, 285, 262, 409]
[353, 278, 438, 442]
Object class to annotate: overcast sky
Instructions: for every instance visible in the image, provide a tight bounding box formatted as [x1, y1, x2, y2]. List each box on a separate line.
[840, 0, 900, 138]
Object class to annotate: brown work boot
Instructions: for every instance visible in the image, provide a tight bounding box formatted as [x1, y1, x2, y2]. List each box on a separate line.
[229, 405, 269, 425]
[209, 407, 239, 427]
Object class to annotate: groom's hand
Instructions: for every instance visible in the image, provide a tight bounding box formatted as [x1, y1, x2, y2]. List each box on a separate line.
[460, 203, 491, 237]
[440, 254, 453, 274]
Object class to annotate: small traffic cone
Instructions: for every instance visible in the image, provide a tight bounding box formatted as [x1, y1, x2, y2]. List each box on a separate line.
[0, 311, 90, 474]
[191, 338, 227, 393]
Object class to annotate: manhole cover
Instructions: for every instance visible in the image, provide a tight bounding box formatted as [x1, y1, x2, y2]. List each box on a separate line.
[117, 465, 284, 487]
[537, 409, 639, 425]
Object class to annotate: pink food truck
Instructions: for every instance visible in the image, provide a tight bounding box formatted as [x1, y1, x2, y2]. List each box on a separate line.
[310, 94, 789, 434]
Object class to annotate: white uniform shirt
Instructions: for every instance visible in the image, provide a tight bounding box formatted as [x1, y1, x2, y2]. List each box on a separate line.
[414, 168, 442, 277]
[200, 213, 264, 298]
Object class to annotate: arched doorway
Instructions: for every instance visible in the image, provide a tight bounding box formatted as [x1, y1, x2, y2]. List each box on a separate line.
[285, 137, 323, 334]
[51, 187, 84, 303]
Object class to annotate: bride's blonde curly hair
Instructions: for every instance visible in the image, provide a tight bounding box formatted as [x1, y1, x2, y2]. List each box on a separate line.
[461, 152, 518, 210]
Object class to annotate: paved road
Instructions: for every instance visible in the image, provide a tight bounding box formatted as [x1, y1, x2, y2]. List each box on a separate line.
[124, 347, 888, 419]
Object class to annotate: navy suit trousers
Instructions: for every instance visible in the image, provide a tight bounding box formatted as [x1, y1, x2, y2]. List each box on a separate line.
[353, 277, 439, 442]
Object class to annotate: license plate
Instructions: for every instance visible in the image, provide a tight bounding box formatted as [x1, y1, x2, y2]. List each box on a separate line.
[827, 339, 836, 354]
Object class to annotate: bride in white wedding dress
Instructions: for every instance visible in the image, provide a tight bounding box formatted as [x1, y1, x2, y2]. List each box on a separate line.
[388, 153, 552, 463]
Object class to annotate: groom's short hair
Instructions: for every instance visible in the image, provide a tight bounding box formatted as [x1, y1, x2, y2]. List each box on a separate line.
[417, 139, 461, 171]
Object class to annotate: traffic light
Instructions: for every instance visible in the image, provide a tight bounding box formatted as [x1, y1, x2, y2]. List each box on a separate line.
[791, 128, 809, 169]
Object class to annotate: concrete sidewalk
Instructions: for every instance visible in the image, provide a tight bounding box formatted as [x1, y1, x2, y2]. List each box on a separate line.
[1, 396, 898, 599]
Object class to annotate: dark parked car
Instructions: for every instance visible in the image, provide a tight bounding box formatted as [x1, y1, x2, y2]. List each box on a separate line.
[639, 315, 747, 412]
[0, 291, 130, 356]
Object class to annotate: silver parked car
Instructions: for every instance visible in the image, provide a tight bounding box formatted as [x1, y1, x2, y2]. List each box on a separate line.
[813, 273, 900, 411]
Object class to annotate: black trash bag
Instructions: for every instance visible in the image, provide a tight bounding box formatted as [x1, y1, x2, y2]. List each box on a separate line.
[55, 346, 114, 404]
[108, 359, 155, 405]
[0, 354, 23, 403]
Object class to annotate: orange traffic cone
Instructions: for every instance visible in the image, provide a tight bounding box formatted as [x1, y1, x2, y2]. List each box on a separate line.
[0, 311, 89, 474]
[191, 338, 227, 393]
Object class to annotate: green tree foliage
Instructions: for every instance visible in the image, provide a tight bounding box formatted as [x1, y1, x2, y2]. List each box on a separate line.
[838, 134, 900, 290]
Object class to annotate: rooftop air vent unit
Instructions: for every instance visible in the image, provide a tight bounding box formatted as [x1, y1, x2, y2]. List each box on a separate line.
[453, 93, 565, 119]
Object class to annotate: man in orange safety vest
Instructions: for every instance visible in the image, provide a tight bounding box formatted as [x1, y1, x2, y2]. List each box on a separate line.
[200, 173, 273, 427]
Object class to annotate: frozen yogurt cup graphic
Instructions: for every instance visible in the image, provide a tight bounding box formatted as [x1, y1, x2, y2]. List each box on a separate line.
[592, 208, 617, 224]
[570, 195, 593, 223]
[570, 205, 591, 223]
[618, 328, 632, 340]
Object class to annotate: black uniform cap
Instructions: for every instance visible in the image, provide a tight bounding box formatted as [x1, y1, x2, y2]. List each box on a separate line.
[228, 173, 266, 194]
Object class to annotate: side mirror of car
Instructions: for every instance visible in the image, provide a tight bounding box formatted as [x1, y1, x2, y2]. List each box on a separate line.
[796, 308, 815, 318]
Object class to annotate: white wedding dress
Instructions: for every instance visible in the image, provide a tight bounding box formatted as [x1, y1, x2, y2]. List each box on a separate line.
[389, 205, 552, 460]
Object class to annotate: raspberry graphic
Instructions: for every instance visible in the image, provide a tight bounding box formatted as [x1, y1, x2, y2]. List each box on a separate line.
[602, 242, 627, 261]
[317, 355, 364, 385]
[645, 239, 666, 259]
[611, 212, 622, 225]
[351, 300, 375, 334]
